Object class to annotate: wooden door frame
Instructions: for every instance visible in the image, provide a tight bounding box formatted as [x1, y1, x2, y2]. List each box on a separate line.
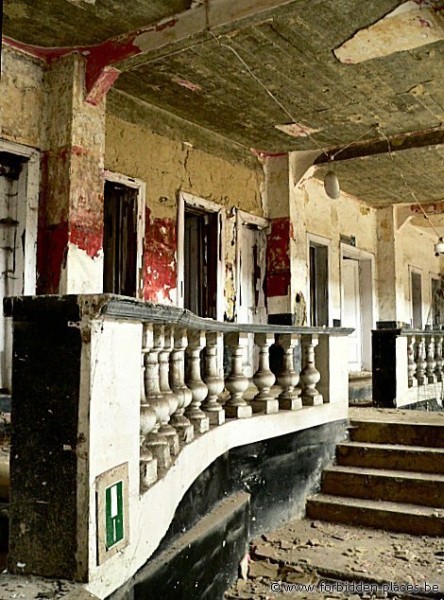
[235, 209, 269, 323]
[0, 138, 40, 294]
[103, 171, 146, 299]
[306, 232, 332, 327]
[177, 192, 225, 320]
[409, 265, 423, 329]
[340, 243, 376, 370]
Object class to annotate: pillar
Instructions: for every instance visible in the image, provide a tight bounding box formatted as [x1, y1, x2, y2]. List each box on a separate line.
[38, 53, 105, 294]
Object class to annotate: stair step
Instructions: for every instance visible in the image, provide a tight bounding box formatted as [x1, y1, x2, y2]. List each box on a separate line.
[306, 494, 444, 536]
[349, 420, 444, 447]
[337, 441, 444, 474]
[321, 465, 444, 508]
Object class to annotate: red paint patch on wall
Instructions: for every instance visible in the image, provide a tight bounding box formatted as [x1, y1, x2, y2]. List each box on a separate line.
[142, 210, 177, 303]
[37, 222, 69, 294]
[70, 223, 103, 259]
[266, 218, 291, 298]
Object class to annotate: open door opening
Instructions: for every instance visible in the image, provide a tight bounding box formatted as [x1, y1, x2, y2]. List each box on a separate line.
[411, 270, 422, 329]
[103, 181, 138, 297]
[309, 242, 329, 326]
[183, 208, 219, 319]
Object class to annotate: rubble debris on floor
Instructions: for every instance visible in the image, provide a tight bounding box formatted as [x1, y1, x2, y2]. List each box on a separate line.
[225, 519, 444, 599]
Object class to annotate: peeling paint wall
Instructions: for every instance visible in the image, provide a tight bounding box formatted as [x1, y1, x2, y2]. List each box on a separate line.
[38, 53, 106, 294]
[0, 47, 46, 149]
[105, 113, 264, 312]
[288, 154, 379, 325]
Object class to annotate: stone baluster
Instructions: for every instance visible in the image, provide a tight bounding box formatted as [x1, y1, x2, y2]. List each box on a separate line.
[224, 332, 252, 418]
[157, 325, 180, 456]
[276, 333, 302, 410]
[252, 333, 278, 414]
[415, 334, 426, 385]
[143, 323, 171, 470]
[185, 330, 210, 434]
[139, 341, 158, 490]
[435, 334, 443, 382]
[170, 327, 194, 444]
[202, 331, 225, 425]
[407, 335, 417, 388]
[426, 335, 436, 384]
[300, 334, 323, 406]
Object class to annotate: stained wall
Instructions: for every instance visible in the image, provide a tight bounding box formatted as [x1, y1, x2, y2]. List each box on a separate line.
[105, 111, 264, 318]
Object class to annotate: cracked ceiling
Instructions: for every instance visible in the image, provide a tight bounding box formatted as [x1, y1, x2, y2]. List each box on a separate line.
[3, 0, 444, 209]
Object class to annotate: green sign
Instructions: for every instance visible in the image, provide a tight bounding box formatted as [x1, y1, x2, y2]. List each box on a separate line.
[105, 481, 124, 549]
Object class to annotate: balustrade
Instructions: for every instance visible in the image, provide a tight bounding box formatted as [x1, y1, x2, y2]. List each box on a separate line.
[300, 334, 323, 406]
[373, 324, 444, 408]
[276, 334, 302, 410]
[131, 303, 350, 484]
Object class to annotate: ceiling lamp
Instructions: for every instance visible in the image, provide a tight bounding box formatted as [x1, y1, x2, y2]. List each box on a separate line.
[324, 170, 340, 199]
[434, 237, 444, 257]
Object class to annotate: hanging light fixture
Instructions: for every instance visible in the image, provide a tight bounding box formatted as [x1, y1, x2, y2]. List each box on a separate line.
[324, 169, 340, 199]
[434, 237, 444, 256]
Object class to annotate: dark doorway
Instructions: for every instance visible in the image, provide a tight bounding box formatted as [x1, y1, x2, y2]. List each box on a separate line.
[184, 208, 219, 318]
[103, 181, 138, 297]
[309, 242, 329, 326]
[411, 271, 422, 329]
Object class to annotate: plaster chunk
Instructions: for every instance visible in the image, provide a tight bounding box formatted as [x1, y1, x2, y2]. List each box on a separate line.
[335, 1, 444, 64]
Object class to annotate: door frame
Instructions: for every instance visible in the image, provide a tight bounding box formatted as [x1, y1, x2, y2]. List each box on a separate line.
[235, 209, 269, 323]
[0, 138, 40, 294]
[103, 171, 146, 299]
[306, 232, 332, 327]
[409, 265, 423, 329]
[177, 192, 225, 320]
[340, 243, 376, 371]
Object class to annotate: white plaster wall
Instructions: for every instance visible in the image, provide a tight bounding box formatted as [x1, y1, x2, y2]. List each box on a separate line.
[78, 316, 348, 599]
[78, 318, 142, 584]
[289, 167, 378, 325]
[396, 222, 442, 326]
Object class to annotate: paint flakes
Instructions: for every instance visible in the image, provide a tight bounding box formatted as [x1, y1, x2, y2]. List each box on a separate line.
[334, 0, 444, 64]
[275, 122, 320, 138]
[171, 76, 203, 93]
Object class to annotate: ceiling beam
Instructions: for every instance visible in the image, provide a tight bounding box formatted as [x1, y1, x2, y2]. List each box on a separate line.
[3, 0, 299, 102]
[314, 127, 444, 165]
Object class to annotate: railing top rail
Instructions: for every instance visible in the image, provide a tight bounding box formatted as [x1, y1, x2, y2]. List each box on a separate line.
[373, 326, 444, 336]
[4, 294, 353, 336]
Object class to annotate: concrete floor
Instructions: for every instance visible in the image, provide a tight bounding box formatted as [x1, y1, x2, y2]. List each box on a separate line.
[226, 407, 444, 600]
[225, 517, 444, 599]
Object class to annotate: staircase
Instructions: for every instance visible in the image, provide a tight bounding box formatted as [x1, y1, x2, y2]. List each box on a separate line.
[306, 416, 444, 536]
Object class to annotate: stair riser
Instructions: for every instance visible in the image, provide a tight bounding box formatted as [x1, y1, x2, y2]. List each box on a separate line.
[322, 471, 444, 507]
[306, 500, 444, 537]
[350, 422, 444, 448]
[336, 446, 444, 474]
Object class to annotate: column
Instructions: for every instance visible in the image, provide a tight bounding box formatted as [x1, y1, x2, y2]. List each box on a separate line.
[185, 330, 210, 434]
[251, 333, 278, 414]
[300, 334, 323, 406]
[276, 333, 302, 410]
[39, 54, 105, 294]
[170, 328, 194, 444]
[202, 331, 225, 426]
[143, 324, 171, 470]
[224, 332, 252, 418]
[157, 325, 180, 456]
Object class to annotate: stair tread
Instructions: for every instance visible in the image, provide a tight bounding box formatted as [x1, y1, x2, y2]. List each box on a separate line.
[338, 441, 444, 453]
[324, 464, 444, 481]
[307, 494, 444, 517]
[350, 418, 444, 427]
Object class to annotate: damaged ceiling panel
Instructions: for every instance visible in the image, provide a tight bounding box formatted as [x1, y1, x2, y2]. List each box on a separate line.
[335, 0, 444, 64]
[4, 0, 444, 206]
[3, 0, 192, 46]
